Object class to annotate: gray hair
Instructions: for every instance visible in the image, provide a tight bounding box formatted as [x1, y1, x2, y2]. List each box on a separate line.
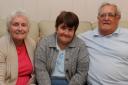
[7, 11, 30, 30]
[98, 2, 121, 17]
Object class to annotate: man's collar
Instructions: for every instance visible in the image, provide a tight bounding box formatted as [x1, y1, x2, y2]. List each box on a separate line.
[93, 27, 120, 37]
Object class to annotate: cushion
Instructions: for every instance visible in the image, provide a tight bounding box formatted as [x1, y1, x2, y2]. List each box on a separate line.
[38, 21, 55, 38]
[76, 21, 92, 35]
[0, 18, 7, 37]
[28, 21, 39, 42]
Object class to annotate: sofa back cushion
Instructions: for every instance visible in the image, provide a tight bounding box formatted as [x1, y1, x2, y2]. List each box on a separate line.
[119, 20, 128, 28]
[76, 21, 92, 35]
[28, 21, 39, 42]
[39, 21, 55, 38]
[0, 18, 7, 37]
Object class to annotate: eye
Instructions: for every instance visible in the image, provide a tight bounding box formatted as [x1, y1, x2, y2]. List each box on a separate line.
[68, 28, 74, 31]
[99, 14, 106, 18]
[21, 23, 27, 27]
[60, 25, 66, 30]
[12, 22, 19, 26]
[99, 13, 116, 18]
[108, 13, 116, 17]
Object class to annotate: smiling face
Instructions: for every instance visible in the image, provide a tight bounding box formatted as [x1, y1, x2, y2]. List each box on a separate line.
[56, 23, 75, 49]
[98, 5, 120, 36]
[8, 15, 29, 44]
[55, 11, 79, 49]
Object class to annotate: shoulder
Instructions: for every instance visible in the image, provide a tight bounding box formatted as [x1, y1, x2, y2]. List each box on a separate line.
[78, 29, 96, 41]
[119, 27, 128, 33]
[0, 34, 10, 56]
[79, 30, 93, 36]
[117, 27, 128, 37]
[78, 28, 96, 37]
[0, 34, 10, 47]
[73, 36, 87, 47]
[73, 37, 89, 55]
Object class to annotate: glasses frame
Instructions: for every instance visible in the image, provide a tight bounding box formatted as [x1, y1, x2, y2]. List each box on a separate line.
[98, 13, 117, 18]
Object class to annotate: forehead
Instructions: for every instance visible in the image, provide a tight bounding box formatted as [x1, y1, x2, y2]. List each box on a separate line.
[11, 15, 28, 23]
[100, 5, 116, 14]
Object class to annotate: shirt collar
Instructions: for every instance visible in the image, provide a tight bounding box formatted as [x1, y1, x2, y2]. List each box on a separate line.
[55, 34, 77, 51]
[93, 27, 120, 37]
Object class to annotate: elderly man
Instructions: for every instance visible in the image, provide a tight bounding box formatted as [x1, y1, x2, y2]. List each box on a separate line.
[79, 3, 128, 85]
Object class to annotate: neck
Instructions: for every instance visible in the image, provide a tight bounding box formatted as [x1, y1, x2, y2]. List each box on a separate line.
[99, 29, 116, 36]
[13, 39, 24, 46]
[58, 43, 67, 50]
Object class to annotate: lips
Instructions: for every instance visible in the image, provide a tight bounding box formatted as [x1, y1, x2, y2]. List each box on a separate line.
[15, 30, 25, 34]
[60, 33, 70, 38]
[103, 23, 110, 25]
[102, 21, 111, 25]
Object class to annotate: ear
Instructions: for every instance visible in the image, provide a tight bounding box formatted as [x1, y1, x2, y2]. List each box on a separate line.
[7, 28, 10, 33]
[97, 16, 100, 20]
[117, 15, 121, 20]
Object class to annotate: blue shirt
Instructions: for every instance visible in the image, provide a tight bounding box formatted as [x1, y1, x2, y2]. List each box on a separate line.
[52, 39, 65, 77]
[79, 27, 128, 85]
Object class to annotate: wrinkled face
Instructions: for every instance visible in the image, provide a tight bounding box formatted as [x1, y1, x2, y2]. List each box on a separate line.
[98, 5, 120, 35]
[8, 16, 29, 42]
[56, 23, 75, 46]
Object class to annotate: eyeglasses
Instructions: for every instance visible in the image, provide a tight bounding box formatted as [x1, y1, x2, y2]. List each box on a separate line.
[99, 13, 117, 18]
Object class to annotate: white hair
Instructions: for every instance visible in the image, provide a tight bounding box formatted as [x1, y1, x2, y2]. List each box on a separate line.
[6, 10, 30, 31]
[98, 2, 121, 17]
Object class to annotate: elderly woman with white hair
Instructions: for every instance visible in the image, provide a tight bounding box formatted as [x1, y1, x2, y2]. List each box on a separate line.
[0, 11, 36, 85]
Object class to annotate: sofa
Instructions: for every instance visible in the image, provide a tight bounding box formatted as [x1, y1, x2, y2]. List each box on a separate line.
[0, 18, 128, 43]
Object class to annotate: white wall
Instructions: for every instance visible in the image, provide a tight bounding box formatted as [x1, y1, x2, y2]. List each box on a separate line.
[0, 0, 127, 22]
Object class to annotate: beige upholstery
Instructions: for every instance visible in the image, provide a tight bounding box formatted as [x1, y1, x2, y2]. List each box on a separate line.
[76, 21, 92, 35]
[28, 21, 39, 42]
[38, 21, 55, 38]
[0, 18, 7, 37]
[91, 22, 98, 29]
[0, 18, 128, 43]
[119, 20, 128, 28]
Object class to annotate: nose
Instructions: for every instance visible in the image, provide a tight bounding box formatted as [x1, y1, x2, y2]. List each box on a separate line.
[17, 24, 22, 30]
[64, 29, 70, 34]
[104, 15, 109, 20]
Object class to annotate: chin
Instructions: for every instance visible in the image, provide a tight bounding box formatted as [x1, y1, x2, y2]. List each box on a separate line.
[14, 37, 25, 40]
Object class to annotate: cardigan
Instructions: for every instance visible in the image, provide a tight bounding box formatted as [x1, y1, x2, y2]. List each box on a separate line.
[35, 33, 89, 85]
[0, 33, 36, 85]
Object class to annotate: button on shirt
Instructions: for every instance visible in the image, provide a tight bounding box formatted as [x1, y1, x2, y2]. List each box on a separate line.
[52, 43, 65, 77]
[79, 27, 128, 85]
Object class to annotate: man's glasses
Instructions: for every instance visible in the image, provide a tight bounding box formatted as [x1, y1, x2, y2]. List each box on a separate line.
[99, 13, 117, 18]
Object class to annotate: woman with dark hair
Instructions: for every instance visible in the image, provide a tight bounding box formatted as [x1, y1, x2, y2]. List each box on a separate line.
[35, 11, 89, 85]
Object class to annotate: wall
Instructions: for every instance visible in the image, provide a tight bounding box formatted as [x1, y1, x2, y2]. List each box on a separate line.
[0, 0, 127, 22]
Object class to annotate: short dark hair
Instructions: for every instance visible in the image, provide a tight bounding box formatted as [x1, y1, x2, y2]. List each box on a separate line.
[55, 11, 79, 31]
